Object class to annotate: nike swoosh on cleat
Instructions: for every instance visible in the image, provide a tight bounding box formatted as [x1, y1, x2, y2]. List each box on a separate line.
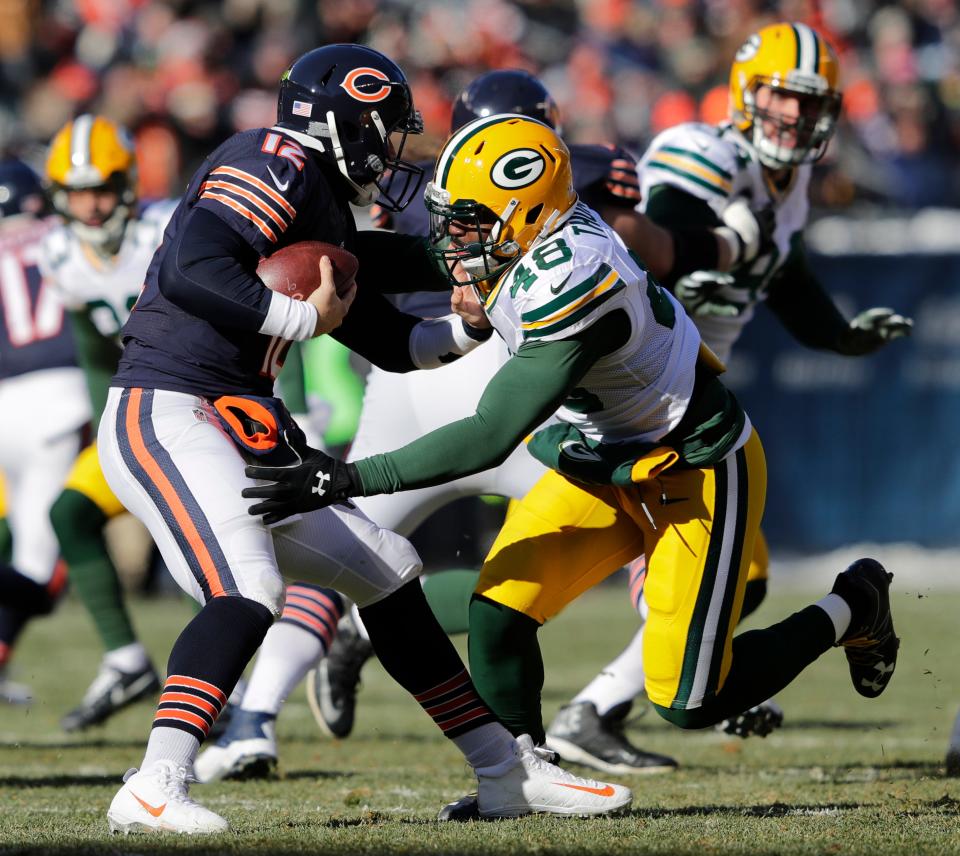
[553, 782, 616, 797]
[267, 166, 290, 191]
[132, 792, 166, 817]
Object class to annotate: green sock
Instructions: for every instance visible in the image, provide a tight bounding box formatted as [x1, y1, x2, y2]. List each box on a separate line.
[653, 604, 836, 729]
[468, 594, 546, 744]
[422, 570, 480, 635]
[50, 489, 137, 652]
[0, 518, 11, 563]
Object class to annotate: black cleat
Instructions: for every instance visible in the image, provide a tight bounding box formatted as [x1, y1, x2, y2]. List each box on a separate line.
[61, 663, 160, 732]
[717, 699, 784, 738]
[545, 701, 678, 775]
[831, 558, 899, 698]
[437, 792, 480, 822]
[946, 748, 960, 777]
[307, 616, 374, 739]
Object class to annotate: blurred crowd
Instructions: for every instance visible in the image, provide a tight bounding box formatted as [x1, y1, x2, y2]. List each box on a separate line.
[0, 0, 958, 210]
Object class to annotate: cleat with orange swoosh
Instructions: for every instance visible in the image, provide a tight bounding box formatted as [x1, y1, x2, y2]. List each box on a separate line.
[474, 734, 632, 818]
[107, 760, 229, 834]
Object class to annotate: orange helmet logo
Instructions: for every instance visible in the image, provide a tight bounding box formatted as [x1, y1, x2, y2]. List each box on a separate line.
[340, 67, 391, 103]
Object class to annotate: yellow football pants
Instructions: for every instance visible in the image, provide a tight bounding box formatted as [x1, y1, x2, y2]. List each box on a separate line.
[63, 443, 126, 519]
[478, 429, 766, 712]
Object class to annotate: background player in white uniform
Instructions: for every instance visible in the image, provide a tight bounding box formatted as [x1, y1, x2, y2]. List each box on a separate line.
[39, 115, 177, 731]
[0, 159, 90, 704]
[559, 22, 913, 748]
[245, 114, 901, 821]
[195, 69, 774, 782]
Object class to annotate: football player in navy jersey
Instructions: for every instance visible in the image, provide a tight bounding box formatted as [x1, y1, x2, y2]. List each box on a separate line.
[100, 45, 632, 834]
[0, 160, 91, 704]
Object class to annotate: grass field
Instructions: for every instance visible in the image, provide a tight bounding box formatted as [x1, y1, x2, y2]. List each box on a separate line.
[2, 566, 959, 855]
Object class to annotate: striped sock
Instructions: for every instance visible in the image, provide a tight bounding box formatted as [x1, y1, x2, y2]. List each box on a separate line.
[153, 674, 227, 742]
[413, 668, 497, 738]
[278, 584, 343, 651]
[627, 556, 647, 614]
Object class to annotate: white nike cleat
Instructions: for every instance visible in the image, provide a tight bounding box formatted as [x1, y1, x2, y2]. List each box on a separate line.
[194, 711, 277, 783]
[475, 734, 632, 818]
[107, 760, 229, 834]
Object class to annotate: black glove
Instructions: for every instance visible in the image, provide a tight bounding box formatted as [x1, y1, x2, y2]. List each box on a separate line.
[242, 444, 362, 525]
[836, 307, 914, 356]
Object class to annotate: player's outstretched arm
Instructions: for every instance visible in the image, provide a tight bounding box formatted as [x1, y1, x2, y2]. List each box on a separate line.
[765, 237, 913, 355]
[244, 311, 629, 522]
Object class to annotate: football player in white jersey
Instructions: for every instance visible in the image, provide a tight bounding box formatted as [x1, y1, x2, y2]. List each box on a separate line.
[560, 21, 913, 746]
[245, 114, 902, 819]
[0, 159, 91, 704]
[195, 69, 776, 783]
[39, 115, 176, 731]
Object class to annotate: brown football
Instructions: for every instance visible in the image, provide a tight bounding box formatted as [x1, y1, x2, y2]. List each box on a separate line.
[257, 241, 359, 300]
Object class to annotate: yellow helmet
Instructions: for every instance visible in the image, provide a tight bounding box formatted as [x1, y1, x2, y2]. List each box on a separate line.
[46, 114, 137, 247]
[729, 22, 842, 169]
[425, 114, 577, 291]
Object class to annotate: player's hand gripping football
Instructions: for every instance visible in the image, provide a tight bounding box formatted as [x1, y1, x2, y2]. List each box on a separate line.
[837, 307, 914, 355]
[243, 443, 362, 525]
[308, 255, 357, 336]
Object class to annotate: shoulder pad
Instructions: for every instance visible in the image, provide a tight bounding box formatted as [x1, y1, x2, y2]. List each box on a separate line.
[641, 122, 739, 201]
[507, 237, 625, 343]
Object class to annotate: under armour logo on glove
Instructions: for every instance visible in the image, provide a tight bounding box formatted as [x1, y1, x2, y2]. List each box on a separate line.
[242, 446, 361, 525]
[312, 471, 331, 496]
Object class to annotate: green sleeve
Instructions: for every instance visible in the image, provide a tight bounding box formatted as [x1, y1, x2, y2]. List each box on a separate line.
[643, 185, 722, 286]
[644, 184, 722, 231]
[68, 310, 122, 428]
[276, 341, 307, 413]
[763, 234, 849, 351]
[354, 231, 449, 294]
[355, 310, 630, 495]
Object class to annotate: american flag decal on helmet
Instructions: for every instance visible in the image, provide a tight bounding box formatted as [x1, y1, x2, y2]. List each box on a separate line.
[291, 101, 313, 117]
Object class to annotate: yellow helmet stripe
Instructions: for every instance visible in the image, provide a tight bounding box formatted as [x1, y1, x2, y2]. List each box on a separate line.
[69, 114, 95, 169]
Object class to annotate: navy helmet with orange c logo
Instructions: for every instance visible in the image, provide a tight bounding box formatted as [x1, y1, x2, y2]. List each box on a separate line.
[277, 44, 423, 211]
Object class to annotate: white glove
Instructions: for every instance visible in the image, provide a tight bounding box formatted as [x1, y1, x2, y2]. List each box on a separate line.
[674, 271, 750, 318]
[715, 199, 776, 268]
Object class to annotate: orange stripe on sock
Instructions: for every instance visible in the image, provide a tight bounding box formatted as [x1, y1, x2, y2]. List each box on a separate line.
[281, 608, 332, 638]
[285, 594, 337, 618]
[423, 690, 478, 717]
[155, 707, 210, 733]
[165, 674, 227, 705]
[159, 692, 219, 717]
[437, 707, 489, 732]
[414, 669, 469, 703]
[125, 389, 226, 599]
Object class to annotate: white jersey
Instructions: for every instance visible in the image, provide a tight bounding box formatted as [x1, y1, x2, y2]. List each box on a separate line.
[486, 202, 701, 445]
[39, 200, 177, 337]
[639, 121, 811, 363]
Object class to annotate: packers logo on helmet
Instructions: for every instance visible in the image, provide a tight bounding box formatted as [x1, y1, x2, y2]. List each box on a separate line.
[426, 115, 577, 293]
[46, 114, 137, 249]
[729, 22, 842, 169]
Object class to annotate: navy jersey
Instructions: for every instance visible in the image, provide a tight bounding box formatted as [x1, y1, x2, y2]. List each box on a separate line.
[116, 127, 356, 398]
[370, 144, 640, 238]
[0, 217, 77, 380]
